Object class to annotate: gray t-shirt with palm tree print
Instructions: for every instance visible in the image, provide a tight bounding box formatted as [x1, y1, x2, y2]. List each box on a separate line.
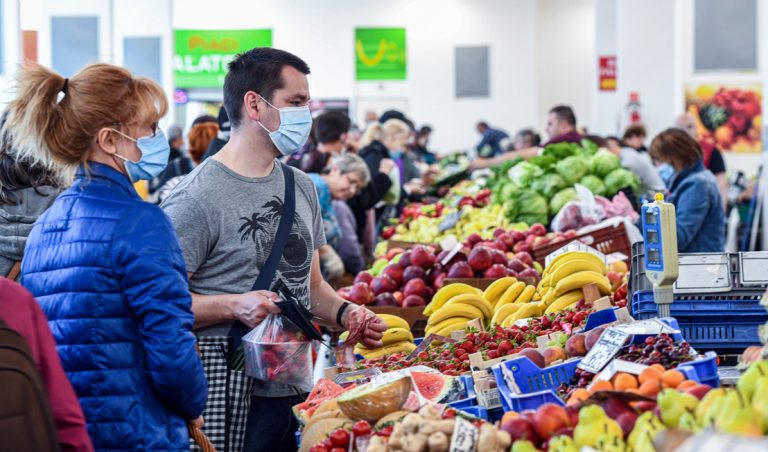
[161, 158, 325, 396]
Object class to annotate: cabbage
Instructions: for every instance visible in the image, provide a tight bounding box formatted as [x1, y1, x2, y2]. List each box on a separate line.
[509, 190, 549, 225]
[590, 149, 621, 178]
[531, 173, 567, 198]
[555, 156, 589, 185]
[579, 175, 607, 196]
[581, 138, 599, 156]
[550, 187, 578, 215]
[604, 168, 639, 195]
[507, 162, 543, 189]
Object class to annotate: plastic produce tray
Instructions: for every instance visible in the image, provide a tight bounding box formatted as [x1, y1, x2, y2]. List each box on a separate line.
[629, 242, 768, 301]
[675, 321, 764, 354]
[532, 221, 631, 266]
[632, 290, 768, 320]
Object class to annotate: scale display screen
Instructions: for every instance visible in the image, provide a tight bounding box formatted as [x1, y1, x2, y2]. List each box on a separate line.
[647, 230, 659, 244]
[648, 248, 661, 265]
[645, 210, 657, 225]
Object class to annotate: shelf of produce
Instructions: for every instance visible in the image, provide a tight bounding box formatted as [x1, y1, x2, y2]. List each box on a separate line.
[532, 221, 631, 266]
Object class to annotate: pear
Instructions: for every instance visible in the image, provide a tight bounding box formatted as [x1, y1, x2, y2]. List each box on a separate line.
[594, 432, 626, 452]
[548, 435, 578, 452]
[737, 360, 768, 403]
[677, 408, 699, 432]
[715, 390, 763, 437]
[628, 412, 665, 452]
[632, 429, 657, 452]
[658, 389, 698, 428]
[511, 439, 538, 452]
[695, 387, 726, 427]
[752, 376, 768, 433]
[573, 405, 623, 448]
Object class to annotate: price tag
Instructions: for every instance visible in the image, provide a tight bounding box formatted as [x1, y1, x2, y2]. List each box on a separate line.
[439, 210, 463, 232]
[441, 243, 464, 266]
[611, 318, 680, 336]
[578, 327, 631, 374]
[333, 367, 382, 386]
[449, 416, 479, 452]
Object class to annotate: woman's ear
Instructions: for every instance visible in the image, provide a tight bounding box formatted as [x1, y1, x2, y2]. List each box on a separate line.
[96, 128, 118, 155]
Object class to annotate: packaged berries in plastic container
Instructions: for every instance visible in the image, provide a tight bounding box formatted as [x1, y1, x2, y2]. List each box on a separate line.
[243, 314, 314, 391]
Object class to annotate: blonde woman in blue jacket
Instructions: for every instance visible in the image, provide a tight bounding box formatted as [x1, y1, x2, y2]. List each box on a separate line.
[5, 62, 207, 451]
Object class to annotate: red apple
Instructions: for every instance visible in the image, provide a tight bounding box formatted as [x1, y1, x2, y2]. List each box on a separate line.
[633, 401, 657, 413]
[402, 265, 427, 285]
[433, 273, 447, 288]
[519, 348, 546, 368]
[513, 241, 530, 253]
[601, 397, 634, 420]
[542, 346, 567, 366]
[353, 271, 373, 286]
[484, 264, 510, 279]
[447, 261, 474, 278]
[498, 232, 516, 250]
[467, 233, 483, 246]
[410, 246, 436, 269]
[493, 238, 509, 252]
[585, 327, 605, 351]
[532, 403, 571, 440]
[490, 249, 508, 266]
[402, 294, 426, 307]
[514, 251, 534, 268]
[525, 234, 537, 248]
[518, 268, 541, 287]
[530, 223, 547, 236]
[373, 292, 398, 307]
[382, 264, 404, 285]
[392, 291, 404, 306]
[565, 334, 587, 357]
[337, 287, 352, 302]
[404, 278, 431, 300]
[511, 231, 526, 242]
[686, 384, 713, 400]
[564, 405, 580, 427]
[554, 426, 574, 439]
[385, 247, 404, 261]
[347, 282, 374, 305]
[500, 417, 540, 444]
[493, 227, 505, 238]
[398, 250, 412, 269]
[426, 268, 446, 287]
[468, 247, 493, 273]
[616, 411, 638, 437]
[371, 275, 398, 296]
[507, 258, 528, 274]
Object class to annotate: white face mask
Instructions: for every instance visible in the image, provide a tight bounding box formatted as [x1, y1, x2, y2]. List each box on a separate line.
[256, 95, 313, 156]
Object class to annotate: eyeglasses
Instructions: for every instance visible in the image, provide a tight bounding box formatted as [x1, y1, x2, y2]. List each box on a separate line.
[112, 121, 160, 138]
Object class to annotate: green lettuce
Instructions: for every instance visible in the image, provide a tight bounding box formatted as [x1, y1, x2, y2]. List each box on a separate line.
[579, 175, 607, 196]
[590, 149, 621, 178]
[604, 168, 639, 195]
[555, 156, 589, 185]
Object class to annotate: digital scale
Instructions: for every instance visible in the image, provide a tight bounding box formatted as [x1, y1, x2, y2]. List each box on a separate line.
[640, 193, 679, 317]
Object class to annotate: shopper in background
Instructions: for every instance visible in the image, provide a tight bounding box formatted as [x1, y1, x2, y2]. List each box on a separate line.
[675, 113, 728, 210]
[309, 153, 371, 280]
[0, 115, 68, 280]
[288, 110, 352, 174]
[649, 128, 725, 252]
[604, 135, 665, 194]
[475, 121, 509, 157]
[167, 124, 184, 161]
[622, 124, 648, 153]
[0, 277, 93, 451]
[333, 199, 366, 274]
[7, 63, 207, 450]
[201, 105, 231, 160]
[161, 47, 385, 452]
[412, 125, 438, 164]
[512, 128, 541, 151]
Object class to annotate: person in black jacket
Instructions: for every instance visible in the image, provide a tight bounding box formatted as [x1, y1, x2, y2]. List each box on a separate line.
[200, 105, 230, 160]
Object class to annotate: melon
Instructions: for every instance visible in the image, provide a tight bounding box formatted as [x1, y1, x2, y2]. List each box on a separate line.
[292, 379, 349, 422]
[411, 372, 462, 403]
[336, 377, 411, 422]
[298, 417, 354, 452]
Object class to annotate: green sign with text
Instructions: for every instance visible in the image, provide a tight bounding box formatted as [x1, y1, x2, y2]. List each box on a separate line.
[355, 28, 406, 80]
[174, 29, 272, 88]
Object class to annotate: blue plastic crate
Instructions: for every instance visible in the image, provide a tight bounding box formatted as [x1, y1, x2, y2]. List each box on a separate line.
[493, 356, 581, 394]
[632, 290, 768, 319]
[678, 352, 720, 387]
[448, 375, 477, 409]
[583, 308, 618, 331]
[458, 405, 503, 422]
[677, 321, 762, 353]
[629, 317, 684, 345]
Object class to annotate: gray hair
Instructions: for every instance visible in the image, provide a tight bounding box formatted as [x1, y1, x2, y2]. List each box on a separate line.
[327, 152, 371, 186]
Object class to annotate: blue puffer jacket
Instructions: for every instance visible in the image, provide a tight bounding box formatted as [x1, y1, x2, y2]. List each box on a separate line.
[668, 160, 725, 252]
[22, 163, 207, 451]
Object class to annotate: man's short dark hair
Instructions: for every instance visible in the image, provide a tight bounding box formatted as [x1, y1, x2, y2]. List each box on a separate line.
[315, 111, 351, 144]
[516, 128, 541, 147]
[549, 105, 577, 127]
[223, 47, 310, 129]
[623, 124, 647, 141]
[477, 121, 489, 129]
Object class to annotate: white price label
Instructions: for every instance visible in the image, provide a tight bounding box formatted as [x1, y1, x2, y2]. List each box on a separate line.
[450, 416, 479, 452]
[578, 328, 631, 374]
[611, 318, 680, 336]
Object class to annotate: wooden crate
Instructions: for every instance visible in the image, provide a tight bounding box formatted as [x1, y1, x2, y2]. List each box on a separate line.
[442, 278, 495, 291]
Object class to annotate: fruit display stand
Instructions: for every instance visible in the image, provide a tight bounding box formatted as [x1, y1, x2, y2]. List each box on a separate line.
[532, 220, 631, 266]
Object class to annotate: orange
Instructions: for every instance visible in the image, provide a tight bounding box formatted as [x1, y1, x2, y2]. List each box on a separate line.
[613, 373, 639, 391]
[676, 380, 697, 391]
[638, 379, 662, 397]
[589, 380, 613, 393]
[567, 388, 591, 405]
[638, 367, 663, 385]
[662, 370, 685, 389]
[650, 364, 666, 373]
[625, 388, 641, 396]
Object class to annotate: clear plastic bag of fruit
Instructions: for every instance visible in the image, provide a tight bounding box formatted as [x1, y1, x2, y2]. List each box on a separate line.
[242, 314, 314, 392]
[551, 184, 605, 232]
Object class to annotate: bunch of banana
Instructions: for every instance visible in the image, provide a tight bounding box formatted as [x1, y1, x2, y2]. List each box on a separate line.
[339, 314, 417, 359]
[538, 251, 610, 313]
[424, 283, 491, 336]
[482, 276, 542, 326]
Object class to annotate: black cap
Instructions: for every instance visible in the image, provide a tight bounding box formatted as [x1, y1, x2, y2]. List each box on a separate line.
[379, 109, 414, 131]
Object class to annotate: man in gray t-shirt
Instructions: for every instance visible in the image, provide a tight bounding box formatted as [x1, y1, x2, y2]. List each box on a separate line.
[161, 48, 386, 452]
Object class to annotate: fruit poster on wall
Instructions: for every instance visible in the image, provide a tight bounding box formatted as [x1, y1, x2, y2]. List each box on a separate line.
[355, 28, 407, 81]
[174, 29, 272, 88]
[684, 83, 762, 153]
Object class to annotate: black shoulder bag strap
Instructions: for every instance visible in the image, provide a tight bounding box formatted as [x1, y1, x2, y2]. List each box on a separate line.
[229, 162, 295, 367]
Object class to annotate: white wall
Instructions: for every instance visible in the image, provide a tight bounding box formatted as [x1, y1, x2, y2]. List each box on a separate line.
[536, 0, 595, 136]
[0, 0, 21, 105]
[591, 0, 620, 136]
[171, 0, 539, 155]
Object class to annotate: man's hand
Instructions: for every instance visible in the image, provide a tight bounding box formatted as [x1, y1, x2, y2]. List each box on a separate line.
[229, 290, 281, 328]
[343, 305, 387, 348]
[379, 158, 396, 174]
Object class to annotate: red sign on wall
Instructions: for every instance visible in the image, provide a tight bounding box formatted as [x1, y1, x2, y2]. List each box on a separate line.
[599, 56, 617, 91]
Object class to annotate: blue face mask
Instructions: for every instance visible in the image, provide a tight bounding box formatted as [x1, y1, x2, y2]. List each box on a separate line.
[658, 163, 675, 187]
[112, 128, 170, 181]
[390, 149, 403, 159]
[257, 95, 313, 156]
